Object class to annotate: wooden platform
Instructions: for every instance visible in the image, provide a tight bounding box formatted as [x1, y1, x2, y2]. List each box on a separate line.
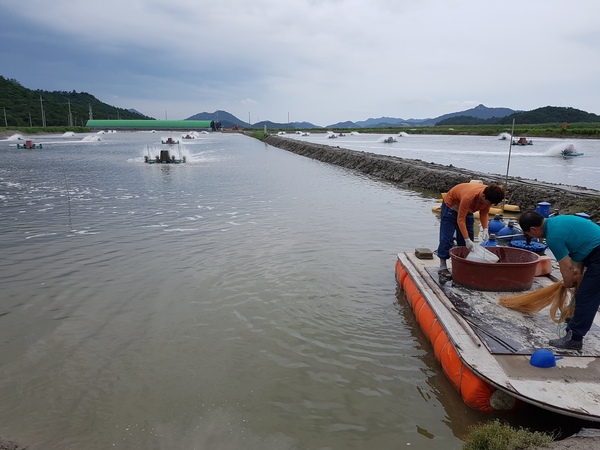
[398, 251, 600, 422]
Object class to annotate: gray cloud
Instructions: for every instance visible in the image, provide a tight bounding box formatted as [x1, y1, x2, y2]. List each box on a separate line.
[1, 0, 599, 125]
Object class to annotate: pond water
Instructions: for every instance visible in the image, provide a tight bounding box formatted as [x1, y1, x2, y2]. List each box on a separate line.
[0, 131, 595, 449]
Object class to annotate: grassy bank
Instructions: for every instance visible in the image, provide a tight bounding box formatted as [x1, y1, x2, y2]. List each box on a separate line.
[463, 420, 554, 450]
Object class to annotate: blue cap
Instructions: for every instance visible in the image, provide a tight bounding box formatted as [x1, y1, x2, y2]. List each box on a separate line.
[530, 349, 562, 368]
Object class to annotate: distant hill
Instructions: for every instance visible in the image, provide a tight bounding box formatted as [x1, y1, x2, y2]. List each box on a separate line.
[326, 105, 516, 128]
[436, 115, 491, 126]
[438, 106, 600, 125]
[254, 120, 319, 129]
[128, 108, 145, 116]
[5, 76, 597, 130]
[430, 104, 516, 126]
[354, 117, 415, 128]
[186, 110, 319, 129]
[0, 76, 152, 127]
[327, 120, 357, 128]
[186, 110, 248, 129]
[327, 117, 420, 128]
[498, 106, 600, 124]
[326, 117, 412, 128]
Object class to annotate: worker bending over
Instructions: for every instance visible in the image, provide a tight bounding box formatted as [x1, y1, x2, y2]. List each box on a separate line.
[519, 210, 600, 350]
[437, 182, 505, 280]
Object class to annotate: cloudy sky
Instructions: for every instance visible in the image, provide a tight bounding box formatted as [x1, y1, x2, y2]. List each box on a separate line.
[1, 0, 599, 126]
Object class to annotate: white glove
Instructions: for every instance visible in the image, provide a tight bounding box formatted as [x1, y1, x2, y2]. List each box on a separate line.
[480, 228, 489, 242]
[465, 239, 476, 251]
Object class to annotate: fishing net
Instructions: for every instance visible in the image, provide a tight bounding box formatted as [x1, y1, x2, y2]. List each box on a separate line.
[499, 281, 576, 323]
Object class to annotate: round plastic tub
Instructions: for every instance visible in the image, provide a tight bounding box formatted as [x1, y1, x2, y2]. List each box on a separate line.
[449, 246, 540, 291]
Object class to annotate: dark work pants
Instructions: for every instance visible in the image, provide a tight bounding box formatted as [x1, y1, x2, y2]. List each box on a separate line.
[437, 202, 474, 260]
[569, 246, 600, 340]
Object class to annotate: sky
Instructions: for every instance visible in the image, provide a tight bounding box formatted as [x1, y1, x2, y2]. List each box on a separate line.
[1, 0, 599, 126]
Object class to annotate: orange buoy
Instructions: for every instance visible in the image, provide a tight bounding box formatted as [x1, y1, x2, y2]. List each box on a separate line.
[395, 258, 507, 412]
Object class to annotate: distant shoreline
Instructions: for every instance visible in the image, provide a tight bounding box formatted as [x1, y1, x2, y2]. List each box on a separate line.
[0, 128, 88, 139]
[3, 126, 600, 139]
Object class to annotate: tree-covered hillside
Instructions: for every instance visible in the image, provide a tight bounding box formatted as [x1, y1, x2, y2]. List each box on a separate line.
[498, 106, 600, 124]
[0, 76, 151, 127]
[437, 106, 600, 126]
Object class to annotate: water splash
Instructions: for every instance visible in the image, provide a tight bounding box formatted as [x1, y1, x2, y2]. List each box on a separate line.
[142, 144, 190, 160]
[544, 142, 577, 157]
[180, 131, 208, 139]
[82, 135, 102, 142]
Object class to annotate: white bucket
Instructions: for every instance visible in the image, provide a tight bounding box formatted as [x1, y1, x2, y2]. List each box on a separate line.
[466, 245, 499, 263]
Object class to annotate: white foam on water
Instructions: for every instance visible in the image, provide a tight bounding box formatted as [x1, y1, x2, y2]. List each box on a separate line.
[82, 135, 102, 142]
[544, 142, 577, 157]
[25, 233, 58, 239]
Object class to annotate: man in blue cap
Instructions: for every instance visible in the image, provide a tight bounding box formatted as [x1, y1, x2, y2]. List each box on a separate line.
[519, 210, 600, 350]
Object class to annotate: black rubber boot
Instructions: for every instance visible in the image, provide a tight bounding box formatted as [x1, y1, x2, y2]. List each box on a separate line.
[548, 330, 582, 350]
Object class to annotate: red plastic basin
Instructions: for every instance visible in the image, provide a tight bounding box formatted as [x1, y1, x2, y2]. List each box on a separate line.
[449, 246, 540, 291]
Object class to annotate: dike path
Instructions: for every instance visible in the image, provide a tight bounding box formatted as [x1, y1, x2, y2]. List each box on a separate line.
[262, 135, 600, 221]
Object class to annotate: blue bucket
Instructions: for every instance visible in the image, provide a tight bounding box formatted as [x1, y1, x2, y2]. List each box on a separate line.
[535, 202, 551, 218]
[530, 349, 562, 368]
[488, 215, 505, 234]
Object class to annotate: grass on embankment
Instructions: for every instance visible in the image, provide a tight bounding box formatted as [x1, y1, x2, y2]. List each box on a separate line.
[462, 420, 554, 450]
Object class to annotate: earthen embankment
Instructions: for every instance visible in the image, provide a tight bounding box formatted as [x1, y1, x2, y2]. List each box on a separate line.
[263, 135, 600, 220]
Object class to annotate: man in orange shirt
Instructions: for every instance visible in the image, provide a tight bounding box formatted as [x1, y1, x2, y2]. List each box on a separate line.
[437, 183, 505, 280]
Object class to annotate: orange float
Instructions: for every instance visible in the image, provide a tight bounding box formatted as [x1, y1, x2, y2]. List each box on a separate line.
[397, 259, 503, 412]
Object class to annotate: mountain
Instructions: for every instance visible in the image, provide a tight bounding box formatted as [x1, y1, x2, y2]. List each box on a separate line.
[4, 76, 596, 129]
[186, 110, 249, 129]
[437, 106, 600, 126]
[128, 108, 145, 116]
[186, 111, 319, 129]
[254, 120, 319, 129]
[325, 105, 516, 128]
[498, 106, 600, 124]
[427, 104, 516, 126]
[0, 76, 151, 127]
[327, 120, 358, 128]
[327, 117, 423, 128]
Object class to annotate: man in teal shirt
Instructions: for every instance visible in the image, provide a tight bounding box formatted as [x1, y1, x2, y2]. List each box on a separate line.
[519, 211, 600, 350]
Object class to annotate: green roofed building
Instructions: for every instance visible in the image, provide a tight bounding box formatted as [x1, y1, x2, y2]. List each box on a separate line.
[86, 119, 221, 131]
